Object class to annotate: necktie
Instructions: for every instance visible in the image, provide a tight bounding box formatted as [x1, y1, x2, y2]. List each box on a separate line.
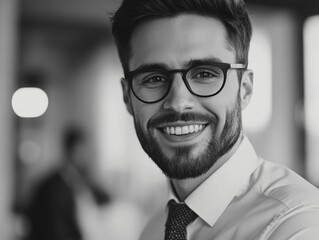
[165, 200, 198, 240]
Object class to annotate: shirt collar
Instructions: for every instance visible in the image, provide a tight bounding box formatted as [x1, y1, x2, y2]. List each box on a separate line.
[167, 136, 261, 227]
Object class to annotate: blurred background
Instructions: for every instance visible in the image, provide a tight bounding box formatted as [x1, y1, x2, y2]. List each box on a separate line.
[1, 0, 319, 239]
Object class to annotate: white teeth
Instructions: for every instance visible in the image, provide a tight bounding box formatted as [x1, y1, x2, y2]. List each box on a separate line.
[162, 124, 205, 135]
[175, 127, 182, 135]
[182, 126, 189, 134]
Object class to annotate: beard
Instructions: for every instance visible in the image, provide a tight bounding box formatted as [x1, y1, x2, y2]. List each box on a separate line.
[134, 94, 242, 180]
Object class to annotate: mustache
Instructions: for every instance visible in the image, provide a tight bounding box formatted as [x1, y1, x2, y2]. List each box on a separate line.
[147, 112, 216, 129]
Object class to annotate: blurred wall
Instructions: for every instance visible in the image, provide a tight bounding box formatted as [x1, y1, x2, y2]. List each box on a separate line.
[0, 0, 18, 239]
[246, 6, 305, 174]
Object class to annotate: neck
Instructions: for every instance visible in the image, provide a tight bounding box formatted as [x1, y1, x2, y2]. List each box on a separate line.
[62, 162, 88, 192]
[171, 132, 244, 202]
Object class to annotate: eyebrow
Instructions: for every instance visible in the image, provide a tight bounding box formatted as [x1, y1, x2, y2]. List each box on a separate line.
[132, 63, 170, 72]
[131, 56, 224, 72]
[184, 57, 224, 68]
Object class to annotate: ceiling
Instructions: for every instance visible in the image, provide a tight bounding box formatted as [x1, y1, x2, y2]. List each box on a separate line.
[20, 0, 120, 27]
[20, 0, 319, 27]
[247, 0, 319, 14]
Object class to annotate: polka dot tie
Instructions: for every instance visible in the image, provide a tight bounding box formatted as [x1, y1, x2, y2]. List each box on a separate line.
[164, 200, 198, 240]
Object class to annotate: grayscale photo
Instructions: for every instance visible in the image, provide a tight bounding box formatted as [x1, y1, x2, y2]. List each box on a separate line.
[1, 0, 319, 239]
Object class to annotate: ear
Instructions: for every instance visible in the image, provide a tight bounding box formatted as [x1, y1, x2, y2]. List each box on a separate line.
[239, 69, 253, 110]
[121, 78, 133, 115]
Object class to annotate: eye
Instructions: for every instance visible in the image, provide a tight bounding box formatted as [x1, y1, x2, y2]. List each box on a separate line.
[188, 66, 224, 83]
[143, 75, 168, 84]
[135, 72, 170, 88]
[194, 71, 216, 79]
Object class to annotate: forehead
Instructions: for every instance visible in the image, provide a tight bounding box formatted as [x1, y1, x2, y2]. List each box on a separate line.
[130, 14, 236, 70]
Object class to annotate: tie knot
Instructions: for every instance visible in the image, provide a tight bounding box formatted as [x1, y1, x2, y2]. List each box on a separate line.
[166, 200, 197, 229]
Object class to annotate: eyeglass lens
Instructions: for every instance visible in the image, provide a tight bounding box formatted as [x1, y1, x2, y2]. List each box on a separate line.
[131, 65, 225, 103]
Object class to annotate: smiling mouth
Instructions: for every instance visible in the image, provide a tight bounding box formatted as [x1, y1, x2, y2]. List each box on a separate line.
[161, 124, 207, 136]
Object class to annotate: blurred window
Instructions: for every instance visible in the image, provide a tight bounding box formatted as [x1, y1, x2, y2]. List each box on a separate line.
[304, 15, 319, 185]
[243, 29, 273, 132]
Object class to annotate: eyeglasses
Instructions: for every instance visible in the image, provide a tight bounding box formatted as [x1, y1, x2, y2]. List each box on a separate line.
[124, 62, 246, 104]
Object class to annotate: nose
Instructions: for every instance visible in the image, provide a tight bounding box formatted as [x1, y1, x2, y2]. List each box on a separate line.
[163, 73, 196, 112]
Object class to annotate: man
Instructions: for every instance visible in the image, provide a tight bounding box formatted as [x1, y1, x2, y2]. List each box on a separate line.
[111, 0, 319, 239]
[26, 128, 109, 240]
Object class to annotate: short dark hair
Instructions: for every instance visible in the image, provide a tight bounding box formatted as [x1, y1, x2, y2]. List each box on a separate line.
[111, 0, 252, 74]
[63, 127, 86, 157]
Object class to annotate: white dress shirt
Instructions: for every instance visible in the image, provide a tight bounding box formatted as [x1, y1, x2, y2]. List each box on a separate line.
[140, 136, 319, 240]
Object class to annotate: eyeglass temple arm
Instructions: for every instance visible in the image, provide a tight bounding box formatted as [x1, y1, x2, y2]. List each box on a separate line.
[230, 63, 247, 69]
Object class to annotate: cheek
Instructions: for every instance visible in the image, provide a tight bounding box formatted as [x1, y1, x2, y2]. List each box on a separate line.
[200, 92, 239, 134]
[131, 98, 161, 130]
[198, 99, 225, 134]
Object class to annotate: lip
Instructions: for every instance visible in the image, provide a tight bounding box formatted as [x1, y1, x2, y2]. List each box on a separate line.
[155, 123, 210, 145]
[156, 121, 209, 128]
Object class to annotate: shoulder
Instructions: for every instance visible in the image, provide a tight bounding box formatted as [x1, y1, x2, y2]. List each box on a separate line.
[33, 172, 72, 205]
[261, 207, 319, 239]
[250, 160, 319, 239]
[140, 209, 167, 240]
[252, 159, 319, 206]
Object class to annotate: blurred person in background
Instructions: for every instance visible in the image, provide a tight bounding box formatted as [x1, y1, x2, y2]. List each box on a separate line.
[111, 0, 319, 239]
[25, 127, 110, 240]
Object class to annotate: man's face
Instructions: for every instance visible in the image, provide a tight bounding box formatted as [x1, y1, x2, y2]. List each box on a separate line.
[122, 14, 252, 179]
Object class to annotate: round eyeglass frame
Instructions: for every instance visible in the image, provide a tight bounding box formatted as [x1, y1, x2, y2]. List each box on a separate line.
[124, 62, 246, 104]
